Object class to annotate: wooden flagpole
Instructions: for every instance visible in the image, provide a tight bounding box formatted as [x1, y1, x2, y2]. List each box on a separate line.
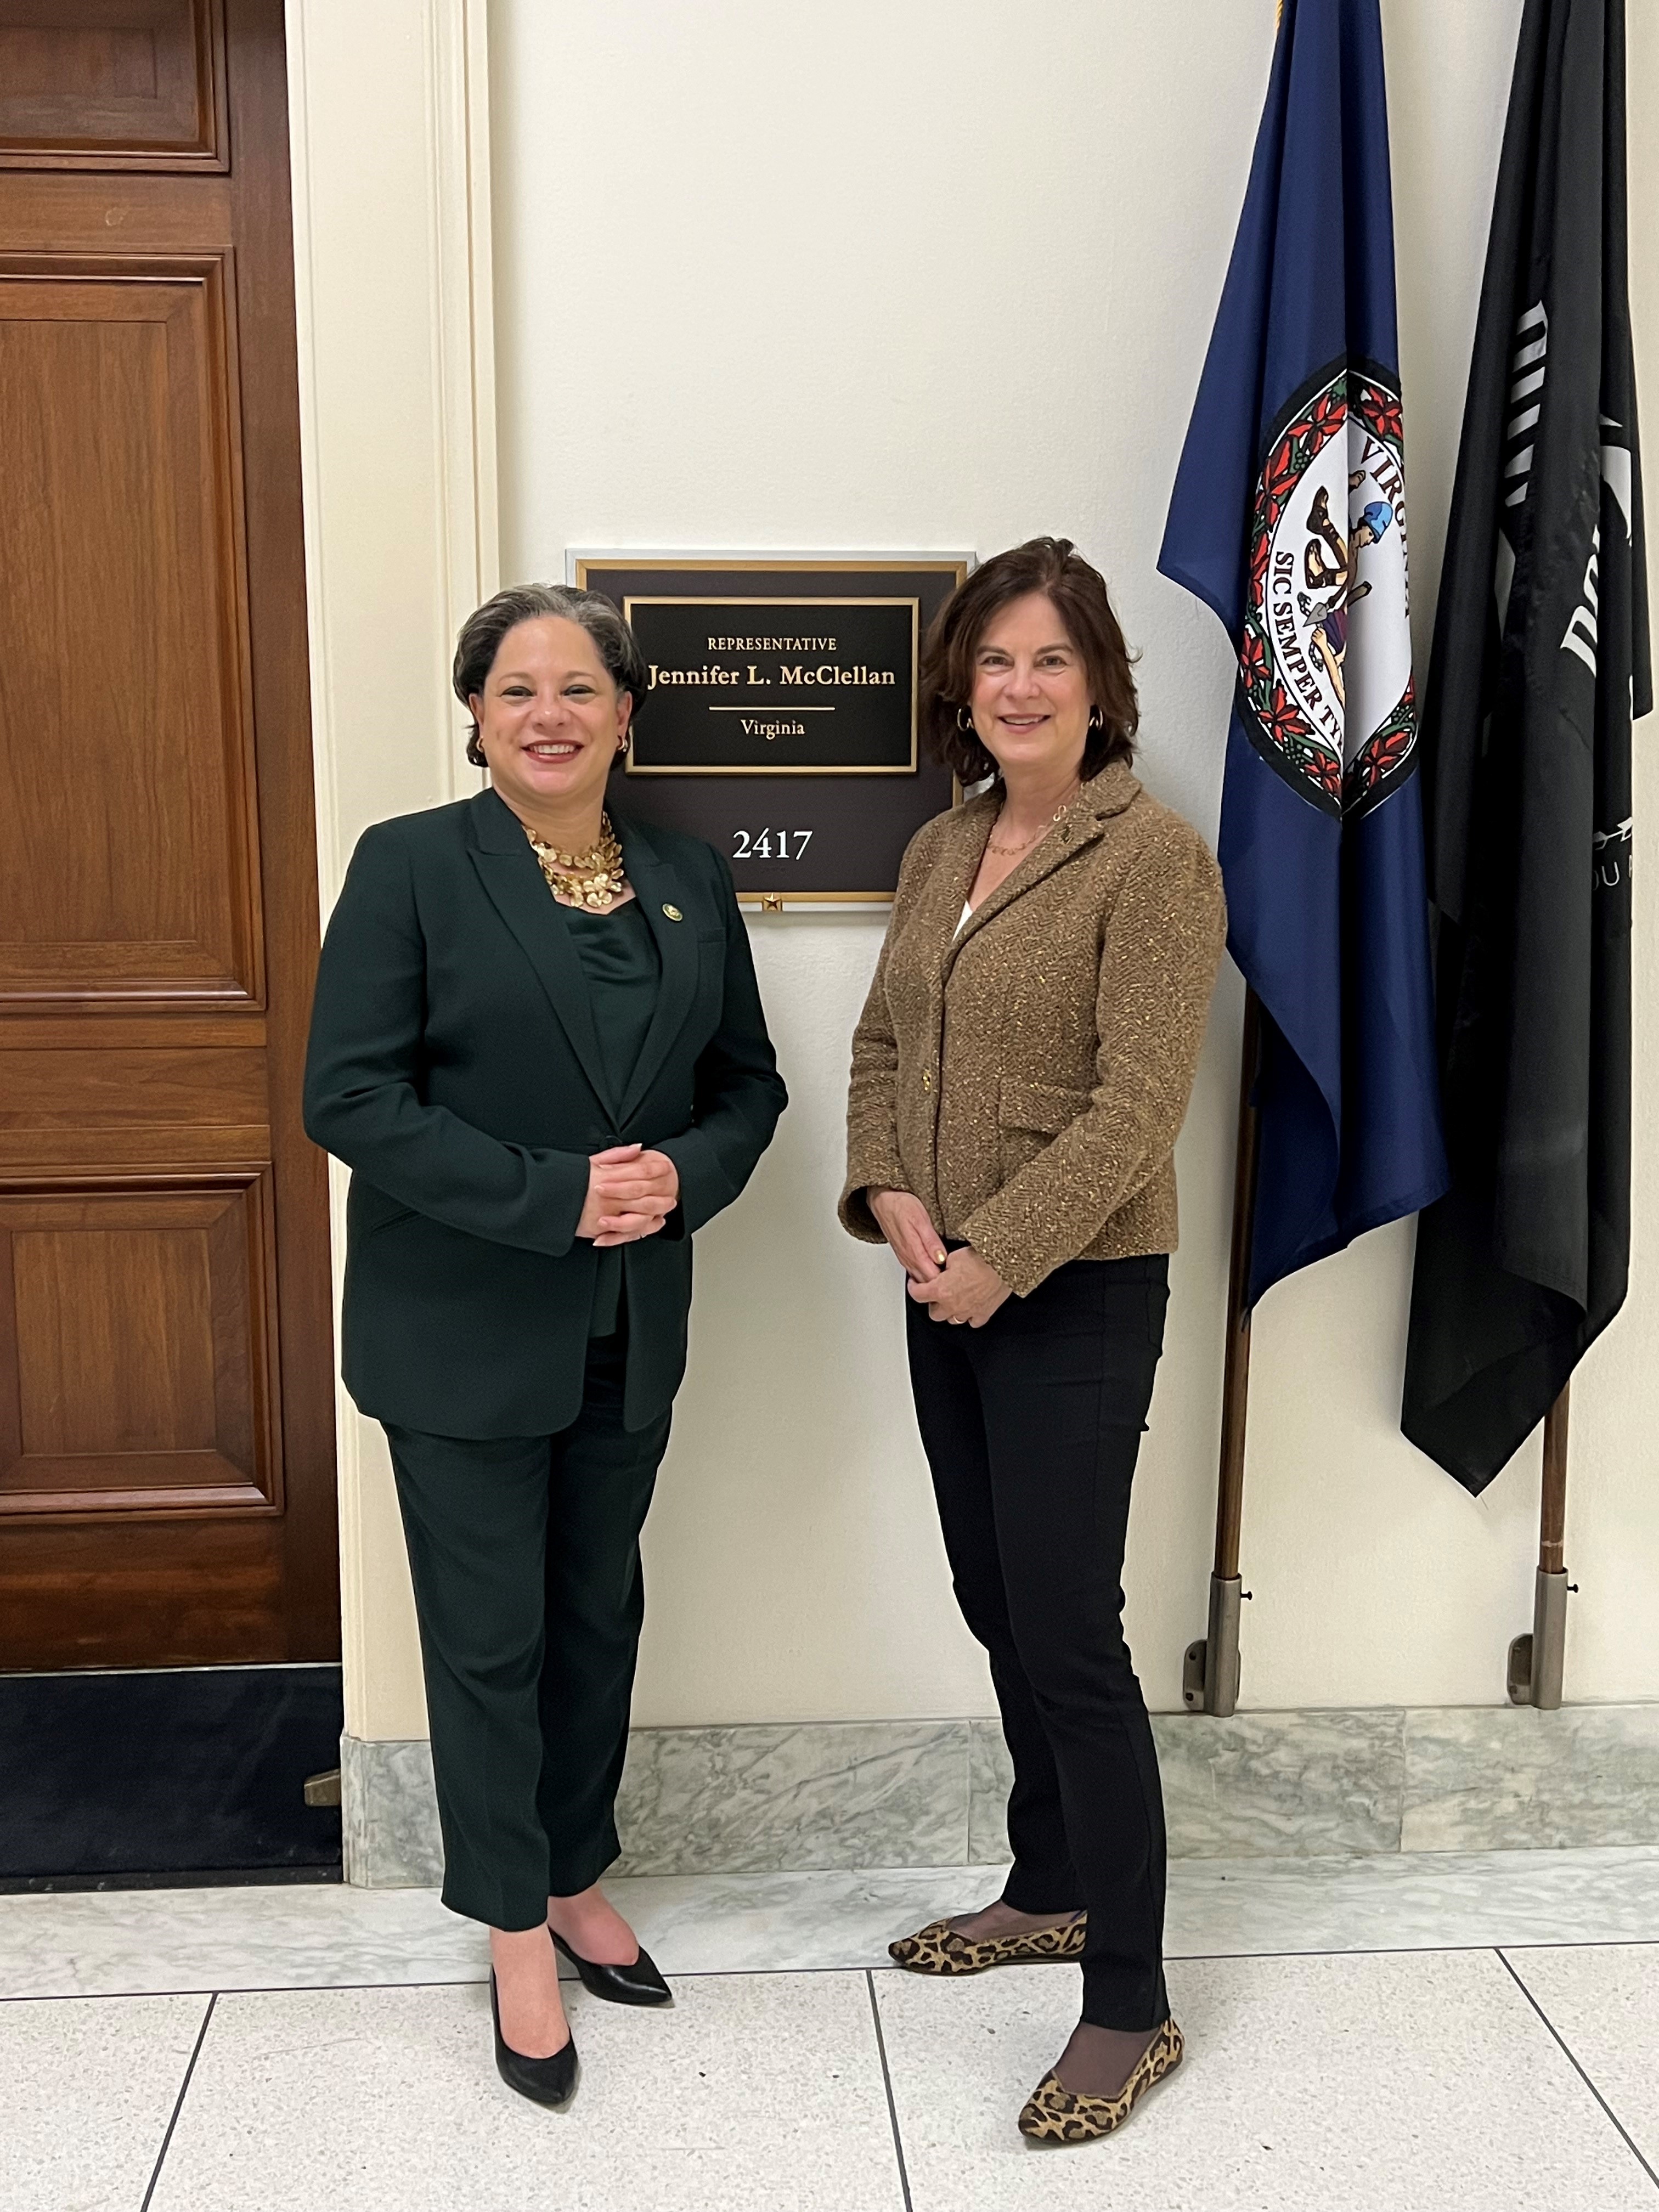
[1183, 990, 1261, 1717]
[1180, 0, 1287, 1722]
[1507, 1384, 1573, 1707]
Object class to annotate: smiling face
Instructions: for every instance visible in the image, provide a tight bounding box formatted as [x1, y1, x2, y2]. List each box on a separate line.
[966, 592, 1092, 783]
[469, 616, 632, 827]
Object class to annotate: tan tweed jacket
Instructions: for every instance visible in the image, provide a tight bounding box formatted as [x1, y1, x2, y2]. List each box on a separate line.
[840, 763, 1226, 1297]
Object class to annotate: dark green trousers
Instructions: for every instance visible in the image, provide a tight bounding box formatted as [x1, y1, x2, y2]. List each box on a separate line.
[384, 1329, 671, 1929]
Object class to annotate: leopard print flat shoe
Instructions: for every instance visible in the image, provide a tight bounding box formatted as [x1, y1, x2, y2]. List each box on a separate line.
[888, 1912, 1087, 1975]
[1017, 2016, 1183, 2143]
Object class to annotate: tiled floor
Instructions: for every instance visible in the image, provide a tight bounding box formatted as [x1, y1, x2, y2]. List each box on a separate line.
[4, 1850, 1658, 2210]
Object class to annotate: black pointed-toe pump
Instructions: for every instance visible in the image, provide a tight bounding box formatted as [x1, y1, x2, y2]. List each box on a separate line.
[550, 1927, 673, 2007]
[489, 1966, 580, 2108]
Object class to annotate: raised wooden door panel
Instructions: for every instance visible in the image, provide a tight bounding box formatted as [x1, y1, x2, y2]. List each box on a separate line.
[0, 253, 260, 1003]
[2, 1516, 286, 1668]
[0, 1026, 273, 1169]
[0, 0, 339, 1672]
[0, 1033, 268, 1159]
[0, 1171, 280, 1517]
[0, 0, 227, 171]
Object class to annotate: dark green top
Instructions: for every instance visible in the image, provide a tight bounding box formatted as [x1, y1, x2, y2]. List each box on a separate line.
[563, 896, 662, 1335]
[303, 789, 787, 1440]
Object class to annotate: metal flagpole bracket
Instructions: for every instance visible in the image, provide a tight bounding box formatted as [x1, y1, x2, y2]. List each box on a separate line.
[1506, 1386, 1575, 1708]
[1506, 1572, 1575, 1707]
[1184, 1576, 1250, 1714]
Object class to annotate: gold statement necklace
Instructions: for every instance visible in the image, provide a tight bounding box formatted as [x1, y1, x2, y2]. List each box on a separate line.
[524, 815, 628, 911]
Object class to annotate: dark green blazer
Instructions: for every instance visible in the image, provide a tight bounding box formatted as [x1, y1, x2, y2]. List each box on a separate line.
[303, 789, 787, 1436]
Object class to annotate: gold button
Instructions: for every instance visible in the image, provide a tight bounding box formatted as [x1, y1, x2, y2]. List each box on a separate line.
[662, 903, 683, 922]
[921, 1071, 932, 1091]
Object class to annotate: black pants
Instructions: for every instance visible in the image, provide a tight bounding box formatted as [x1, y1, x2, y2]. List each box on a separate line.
[906, 1253, 1170, 2029]
[383, 1328, 671, 1931]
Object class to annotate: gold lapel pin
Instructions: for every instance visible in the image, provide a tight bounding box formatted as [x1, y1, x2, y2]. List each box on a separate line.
[662, 903, 684, 922]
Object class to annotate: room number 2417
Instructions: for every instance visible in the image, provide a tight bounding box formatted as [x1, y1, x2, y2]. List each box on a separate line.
[731, 828, 814, 860]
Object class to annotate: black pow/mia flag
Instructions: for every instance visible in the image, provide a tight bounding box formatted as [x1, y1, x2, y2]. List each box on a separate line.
[1402, 0, 1651, 1495]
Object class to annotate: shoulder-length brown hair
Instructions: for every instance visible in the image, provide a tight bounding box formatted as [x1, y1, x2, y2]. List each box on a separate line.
[919, 537, 1139, 786]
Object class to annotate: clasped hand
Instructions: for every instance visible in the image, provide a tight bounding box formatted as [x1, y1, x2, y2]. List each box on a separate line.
[578, 1144, 679, 1246]
[867, 1188, 1012, 1328]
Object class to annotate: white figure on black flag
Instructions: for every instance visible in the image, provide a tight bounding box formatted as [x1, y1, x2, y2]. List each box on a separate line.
[1402, 0, 1651, 1494]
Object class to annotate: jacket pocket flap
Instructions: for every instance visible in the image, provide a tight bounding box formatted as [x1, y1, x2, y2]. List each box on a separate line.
[350, 1181, 417, 1244]
[998, 1079, 1090, 1136]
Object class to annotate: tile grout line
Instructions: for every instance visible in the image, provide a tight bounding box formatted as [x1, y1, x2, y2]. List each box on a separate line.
[138, 1991, 216, 2212]
[1496, 1950, 1659, 2196]
[865, 1970, 916, 2212]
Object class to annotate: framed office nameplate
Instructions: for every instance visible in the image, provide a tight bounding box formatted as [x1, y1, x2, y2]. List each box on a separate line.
[571, 554, 970, 902]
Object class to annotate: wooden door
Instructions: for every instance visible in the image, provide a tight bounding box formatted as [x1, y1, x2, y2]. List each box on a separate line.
[0, 0, 337, 1667]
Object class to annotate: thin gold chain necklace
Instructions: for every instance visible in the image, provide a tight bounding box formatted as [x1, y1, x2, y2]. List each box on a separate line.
[985, 780, 1081, 858]
[523, 814, 628, 910]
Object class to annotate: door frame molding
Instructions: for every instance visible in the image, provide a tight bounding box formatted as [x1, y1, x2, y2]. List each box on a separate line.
[285, 0, 499, 1743]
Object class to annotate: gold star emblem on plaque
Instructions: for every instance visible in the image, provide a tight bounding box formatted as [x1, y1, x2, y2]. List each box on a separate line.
[662, 904, 683, 922]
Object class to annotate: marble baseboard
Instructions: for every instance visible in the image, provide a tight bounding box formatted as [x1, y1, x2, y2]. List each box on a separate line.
[610, 1720, 969, 1876]
[342, 1721, 972, 1891]
[342, 1702, 1659, 1888]
[1402, 1703, 1659, 1853]
[967, 1708, 1405, 1863]
[1155, 1706, 1408, 1859]
[342, 1736, 443, 1889]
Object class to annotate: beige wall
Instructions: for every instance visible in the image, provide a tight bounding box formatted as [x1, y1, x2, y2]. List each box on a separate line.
[295, 0, 1659, 1740]
[287, 0, 495, 1737]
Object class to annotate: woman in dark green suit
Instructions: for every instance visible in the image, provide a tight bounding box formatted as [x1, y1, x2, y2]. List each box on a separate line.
[303, 584, 786, 2107]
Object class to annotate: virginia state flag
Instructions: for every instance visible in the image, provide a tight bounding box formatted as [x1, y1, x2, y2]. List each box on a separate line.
[1158, 0, 1447, 1304]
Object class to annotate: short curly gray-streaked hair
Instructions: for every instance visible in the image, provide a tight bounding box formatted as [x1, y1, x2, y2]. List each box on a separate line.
[453, 584, 648, 766]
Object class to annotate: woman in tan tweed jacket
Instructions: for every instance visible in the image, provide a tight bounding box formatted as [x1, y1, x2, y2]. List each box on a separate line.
[841, 537, 1224, 2146]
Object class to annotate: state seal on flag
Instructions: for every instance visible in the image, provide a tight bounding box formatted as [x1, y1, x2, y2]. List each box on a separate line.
[1238, 364, 1417, 820]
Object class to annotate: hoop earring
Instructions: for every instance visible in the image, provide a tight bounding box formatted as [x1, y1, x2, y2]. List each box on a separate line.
[1087, 706, 1104, 732]
[957, 706, 975, 733]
